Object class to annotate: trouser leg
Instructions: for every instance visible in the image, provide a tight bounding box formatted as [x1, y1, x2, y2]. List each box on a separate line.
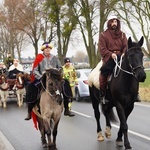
[24, 103, 35, 120]
[63, 98, 75, 117]
[99, 73, 108, 96]
[24, 81, 39, 120]
[99, 73, 108, 104]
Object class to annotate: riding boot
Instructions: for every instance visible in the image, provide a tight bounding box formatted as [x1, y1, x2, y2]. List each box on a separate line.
[64, 99, 75, 117]
[24, 104, 34, 120]
[99, 74, 109, 104]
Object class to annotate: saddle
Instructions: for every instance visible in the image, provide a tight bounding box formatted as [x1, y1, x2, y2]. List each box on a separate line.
[25, 82, 41, 104]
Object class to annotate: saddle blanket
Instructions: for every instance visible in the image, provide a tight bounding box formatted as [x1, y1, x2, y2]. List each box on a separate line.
[88, 61, 102, 90]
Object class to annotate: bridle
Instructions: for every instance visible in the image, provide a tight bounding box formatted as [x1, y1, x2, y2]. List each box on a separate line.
[40, 78, 62, 98]
[113, 47, 144, 79]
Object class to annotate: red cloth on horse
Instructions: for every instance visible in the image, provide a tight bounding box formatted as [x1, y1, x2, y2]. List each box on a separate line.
[30, 53, 44, 130]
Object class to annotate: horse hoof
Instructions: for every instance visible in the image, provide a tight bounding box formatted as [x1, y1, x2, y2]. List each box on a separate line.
[125, 145, 132, 150]
[116, 141, 123, 147]
[42, 143, 48, 148]
[105, 131, 111, 139]
[97, 132, 104, 141]
[105, 126, 111, 139]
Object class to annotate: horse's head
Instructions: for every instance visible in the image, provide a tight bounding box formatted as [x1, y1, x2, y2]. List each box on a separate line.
[0, 73, 7, 84]
[125, 36, 146, 82]
[41, 68, 63, 104]
[16, 73, 24, 85]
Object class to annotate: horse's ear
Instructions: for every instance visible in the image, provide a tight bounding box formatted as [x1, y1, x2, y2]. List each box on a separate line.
[128, 37, 132, 48]
[138, 36, 144, 47]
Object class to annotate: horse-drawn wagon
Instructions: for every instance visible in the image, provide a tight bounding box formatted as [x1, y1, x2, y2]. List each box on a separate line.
[0, 72, 31, 108]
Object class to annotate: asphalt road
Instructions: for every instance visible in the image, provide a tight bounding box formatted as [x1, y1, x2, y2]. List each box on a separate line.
[0, 99, 150, 150]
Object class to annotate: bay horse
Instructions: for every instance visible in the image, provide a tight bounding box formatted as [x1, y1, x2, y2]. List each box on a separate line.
[34, 68, 63, 150]
[88, 36, 146, 150]
[0, 73, 9, 108]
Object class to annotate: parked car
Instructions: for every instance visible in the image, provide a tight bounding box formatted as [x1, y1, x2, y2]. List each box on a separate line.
[74, 68, 92, 101]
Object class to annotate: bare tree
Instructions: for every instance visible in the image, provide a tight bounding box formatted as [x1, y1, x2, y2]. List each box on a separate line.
[112, 0, 150, 58]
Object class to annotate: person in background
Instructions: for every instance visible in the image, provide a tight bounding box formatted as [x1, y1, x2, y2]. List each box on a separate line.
[4, 53, 14, 70]
[62, 58, 77, 117]
[0, 62, 8, 76]
[8, 59, 24, 79]
[99, 16, 141, 103]
[24, 42, 62, 120]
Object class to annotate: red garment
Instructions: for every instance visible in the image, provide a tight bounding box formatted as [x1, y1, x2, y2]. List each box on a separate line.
[31, 54, 44, 81]
[30, 53, 44, 130]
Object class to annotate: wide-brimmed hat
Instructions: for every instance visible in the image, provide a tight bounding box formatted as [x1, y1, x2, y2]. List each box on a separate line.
[41, 42, 53, 51]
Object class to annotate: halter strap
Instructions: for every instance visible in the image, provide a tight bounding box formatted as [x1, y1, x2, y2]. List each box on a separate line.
[40, 80, 61, 98]
[113, 56, 134, 77]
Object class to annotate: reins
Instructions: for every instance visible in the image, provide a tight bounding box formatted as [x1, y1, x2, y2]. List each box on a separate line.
[113, 48, 144, 79]
[113, 56, 134, 77]
[40, 79, 61, 98]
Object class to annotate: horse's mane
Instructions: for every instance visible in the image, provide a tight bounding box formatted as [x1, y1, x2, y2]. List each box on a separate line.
[47, 68, 62, 80]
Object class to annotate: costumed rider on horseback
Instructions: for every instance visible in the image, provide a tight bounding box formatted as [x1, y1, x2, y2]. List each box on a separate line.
[99, 16, 141, 104]
[8, 59, 24, 79]
[24, 41, 74, 120]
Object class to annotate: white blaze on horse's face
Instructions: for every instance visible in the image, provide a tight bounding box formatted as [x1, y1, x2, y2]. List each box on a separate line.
[55, 89, 60, 95]
[18, 76, 23, 85]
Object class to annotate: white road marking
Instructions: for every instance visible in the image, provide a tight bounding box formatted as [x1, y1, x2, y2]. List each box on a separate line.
[0, 131, 15, 150]
[112, 124, 150, 141]
[72, 110, 92, 118]
[72, 102, 150, 142]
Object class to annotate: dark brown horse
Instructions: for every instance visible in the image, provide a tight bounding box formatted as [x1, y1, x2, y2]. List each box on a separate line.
[88, 36, 146, 150]
[34, 68, 63, 150]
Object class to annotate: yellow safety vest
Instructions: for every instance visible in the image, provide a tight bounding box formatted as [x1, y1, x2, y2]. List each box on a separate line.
[62, 65, 77, 87]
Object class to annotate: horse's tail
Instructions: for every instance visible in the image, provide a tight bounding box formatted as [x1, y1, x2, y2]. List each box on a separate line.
[101, 104, 117, 123]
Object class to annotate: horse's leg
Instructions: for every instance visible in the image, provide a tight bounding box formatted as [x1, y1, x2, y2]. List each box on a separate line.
[123, 105, 134, 150]
[52, 121, 60, 150]
[103, 105, 113, 139]
[19, 89, 24, 107]
[0, 95, 2, 107]
[21, 88, 25, 106]
[1, 94, 6, 108]
[115, 103, 132, 149]
[16, 93, 21, 107]
[90, 89, 104, 141]
[37, 117, 47, 148]
[43, 118, 52, 149]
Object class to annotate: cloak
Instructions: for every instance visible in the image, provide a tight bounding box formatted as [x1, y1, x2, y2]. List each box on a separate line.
[30, 54, 44, 81]
[30, 53, 44, 130]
